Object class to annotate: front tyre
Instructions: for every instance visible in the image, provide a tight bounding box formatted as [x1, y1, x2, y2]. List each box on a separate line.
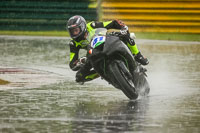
[132, 70, 150, 96]
[108, 61, 138, 100]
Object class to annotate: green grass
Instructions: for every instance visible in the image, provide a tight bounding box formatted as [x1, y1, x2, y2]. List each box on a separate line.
[0, 30, 199, 42]
[0, 31, 69, 37]
[135, 32, 200, 42]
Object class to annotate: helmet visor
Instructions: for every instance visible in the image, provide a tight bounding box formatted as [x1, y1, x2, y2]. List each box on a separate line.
[69, 27, 81, 37]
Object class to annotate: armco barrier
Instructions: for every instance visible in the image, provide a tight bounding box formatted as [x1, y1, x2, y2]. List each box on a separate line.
[0, 0, 97, 31]
[101, 0, 200, 33]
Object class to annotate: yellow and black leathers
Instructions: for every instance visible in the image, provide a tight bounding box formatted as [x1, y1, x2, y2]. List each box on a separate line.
[69, 20, 140, 82]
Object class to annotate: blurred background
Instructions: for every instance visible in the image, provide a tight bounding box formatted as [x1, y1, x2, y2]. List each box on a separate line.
[0, 0, 200, 40]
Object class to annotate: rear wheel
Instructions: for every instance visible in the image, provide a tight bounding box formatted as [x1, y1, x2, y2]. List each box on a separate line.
[108, 61, 138, 100]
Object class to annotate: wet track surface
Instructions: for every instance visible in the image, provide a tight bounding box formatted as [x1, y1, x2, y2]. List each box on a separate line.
[0, 36, 200, 132]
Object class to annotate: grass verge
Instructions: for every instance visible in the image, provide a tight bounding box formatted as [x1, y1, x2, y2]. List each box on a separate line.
[0, 31, 69, 37]
[135, 32, 200, 42]
[0, 30, 199, 42]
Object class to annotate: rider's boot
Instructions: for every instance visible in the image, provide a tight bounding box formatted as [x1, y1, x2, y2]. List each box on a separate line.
[135, 52, 149, 65]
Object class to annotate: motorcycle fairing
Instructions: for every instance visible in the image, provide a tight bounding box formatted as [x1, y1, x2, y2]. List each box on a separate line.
[91, 36, 106, 48]
[103, 35, 138, 70]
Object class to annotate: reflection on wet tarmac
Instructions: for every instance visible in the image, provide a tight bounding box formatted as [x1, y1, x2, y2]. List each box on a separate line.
[0, 36, 199, 133]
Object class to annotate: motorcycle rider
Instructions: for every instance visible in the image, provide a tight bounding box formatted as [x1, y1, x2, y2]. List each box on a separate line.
[67, 15, 149, 83]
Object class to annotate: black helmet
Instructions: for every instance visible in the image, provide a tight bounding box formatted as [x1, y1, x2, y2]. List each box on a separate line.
[67, 15, 87, 42]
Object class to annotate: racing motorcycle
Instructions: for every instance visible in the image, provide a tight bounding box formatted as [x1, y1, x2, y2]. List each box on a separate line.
[86, 28, 150, 100]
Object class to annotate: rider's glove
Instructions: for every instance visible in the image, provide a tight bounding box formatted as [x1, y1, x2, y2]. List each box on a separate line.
[120, 25, 129, 36]
[76, 57, 87, 66]
[79, 57, 87, 64]
[71, 57, 87, 71]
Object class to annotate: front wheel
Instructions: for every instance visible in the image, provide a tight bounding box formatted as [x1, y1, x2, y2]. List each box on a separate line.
[132, 69, 150, 96]
[108, 61, 138, 100]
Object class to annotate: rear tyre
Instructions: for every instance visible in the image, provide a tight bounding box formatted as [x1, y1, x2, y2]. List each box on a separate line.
[108, 61, 138, 100]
